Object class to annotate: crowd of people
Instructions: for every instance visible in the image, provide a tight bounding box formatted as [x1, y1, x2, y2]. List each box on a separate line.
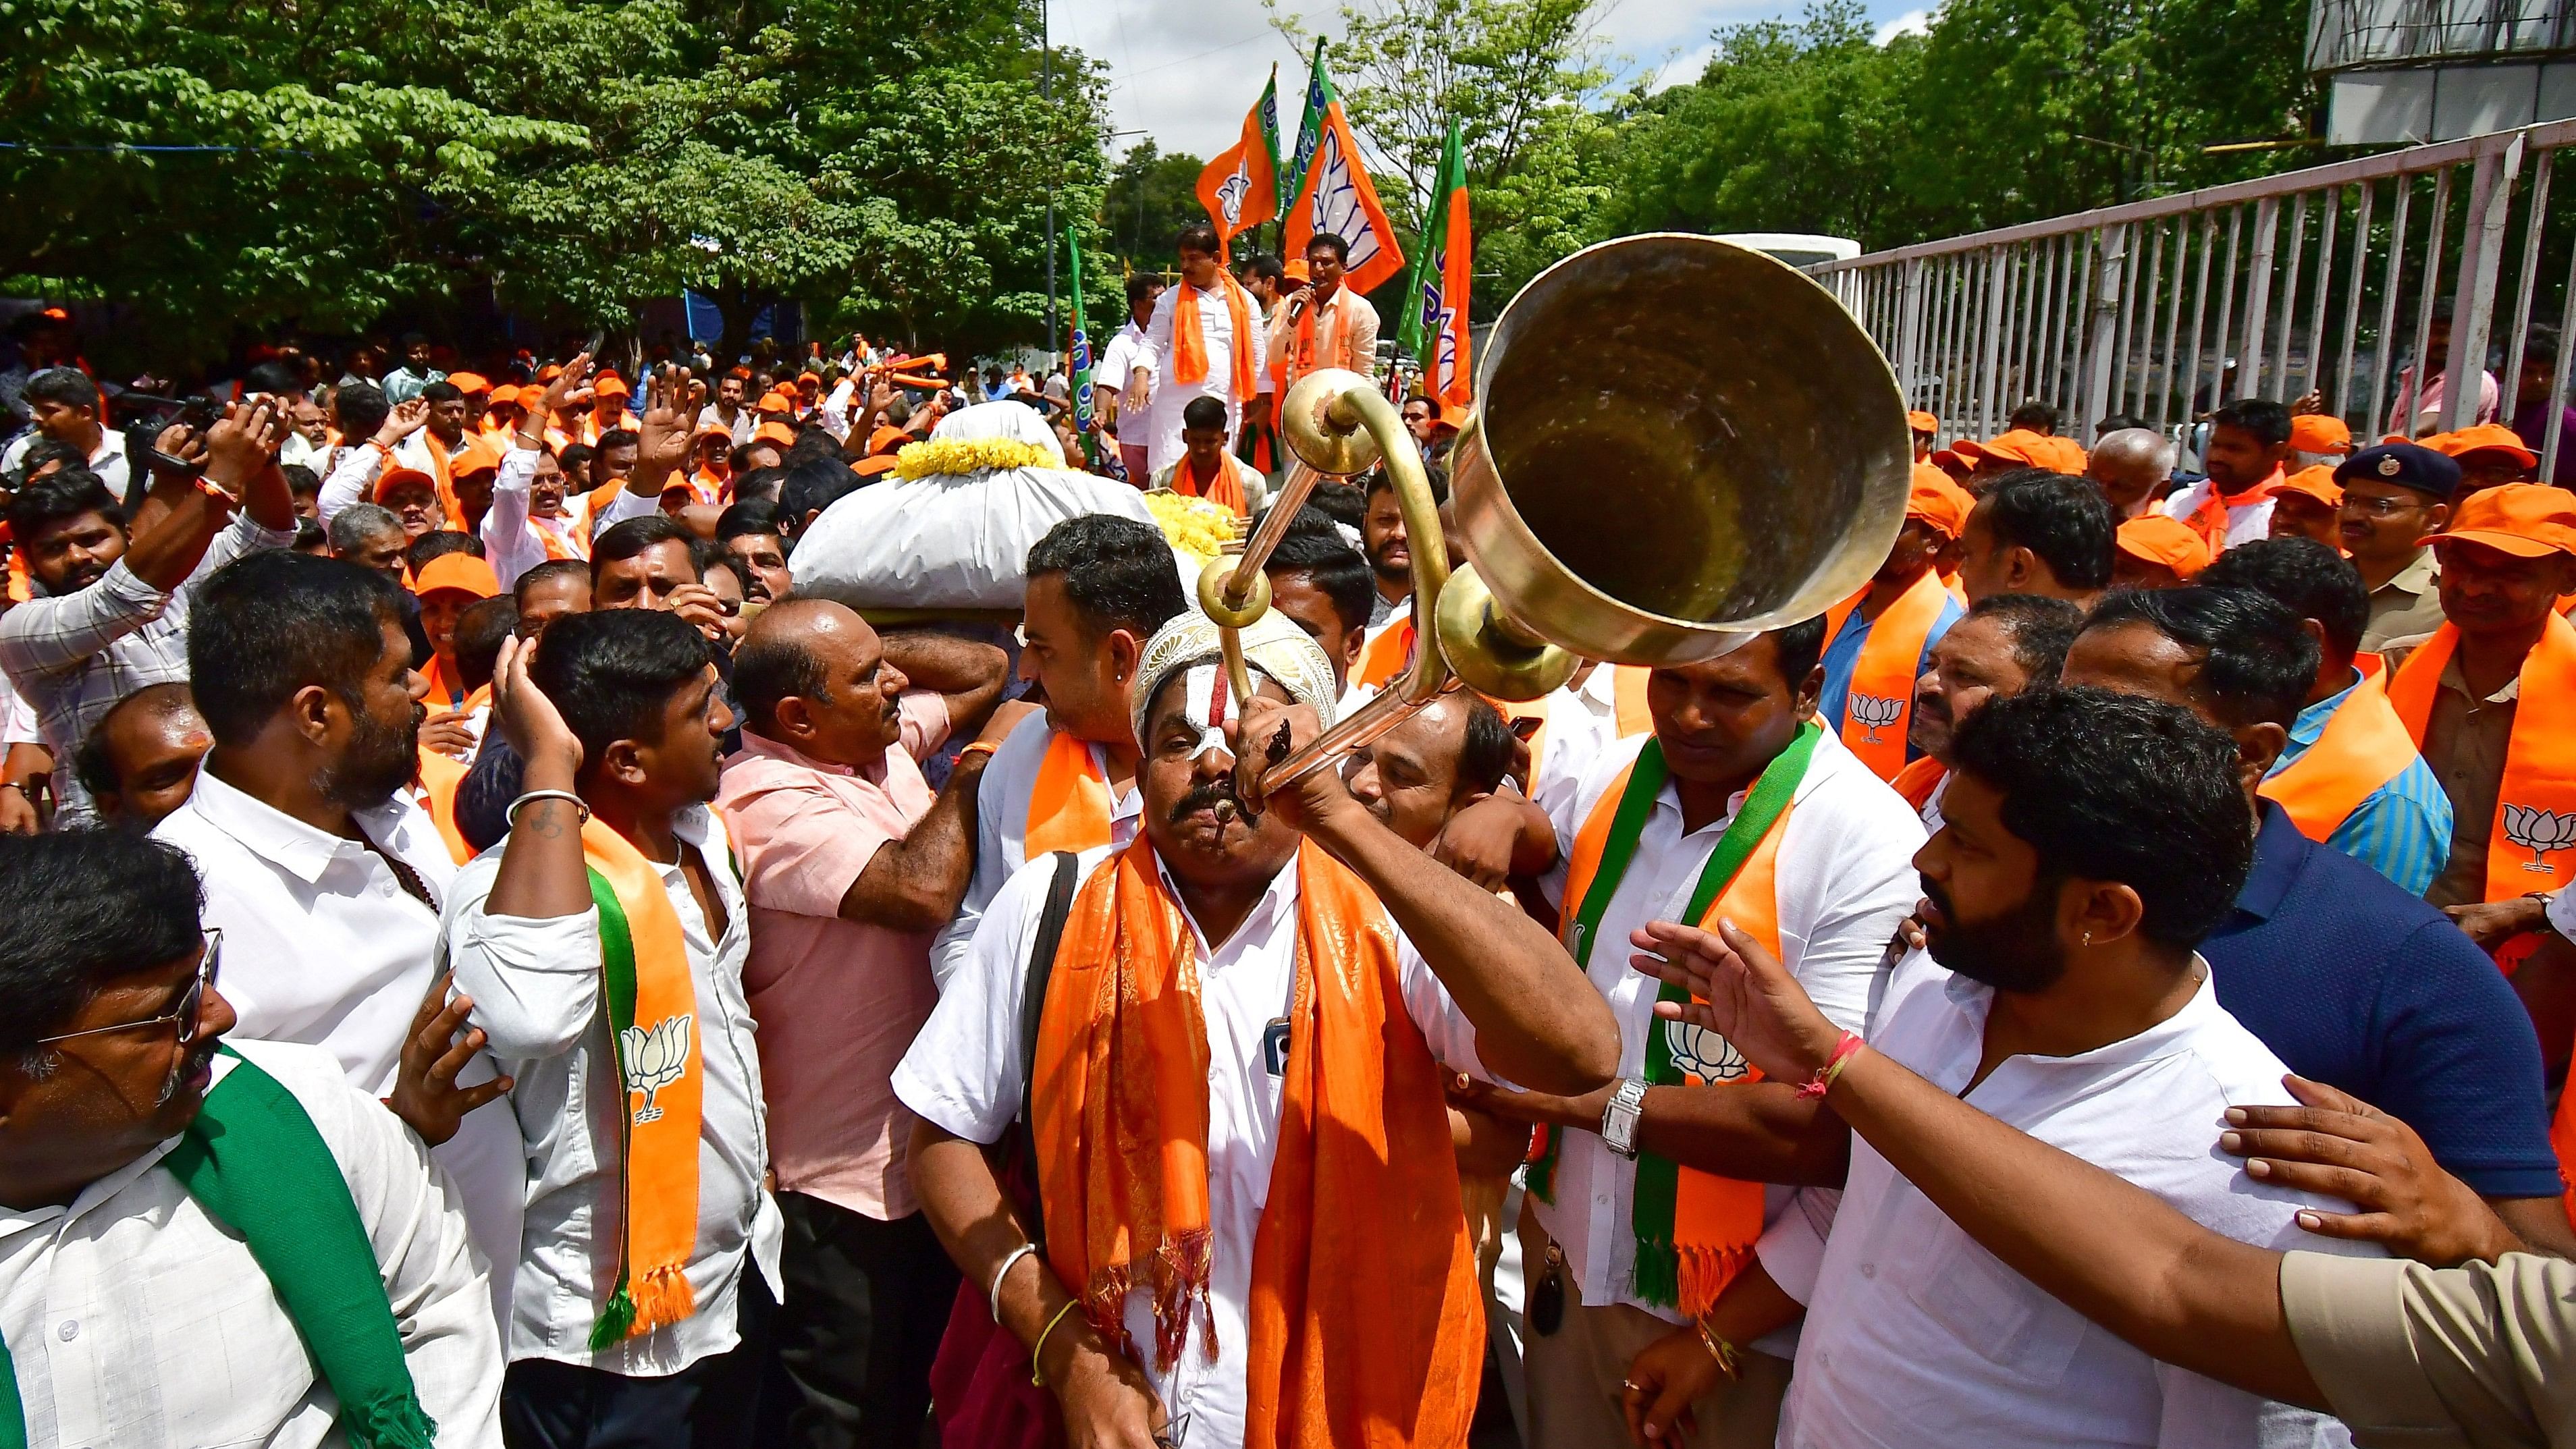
[0, 218, 2569, 1449]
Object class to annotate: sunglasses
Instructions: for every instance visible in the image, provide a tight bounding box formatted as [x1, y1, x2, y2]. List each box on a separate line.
[37, 928, 221, 1051]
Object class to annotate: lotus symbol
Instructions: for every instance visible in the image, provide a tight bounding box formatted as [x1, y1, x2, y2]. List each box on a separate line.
[1663, 1020, 1750, 1085]
[1847, 692, 1904, 744]
[2502, 804, 2576, 874]
[1215, 166, 1252, 227]
[620, 1014, 693, 1122]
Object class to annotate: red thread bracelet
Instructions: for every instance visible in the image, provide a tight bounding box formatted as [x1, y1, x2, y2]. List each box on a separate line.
[1795, 1031, 1864, 1099]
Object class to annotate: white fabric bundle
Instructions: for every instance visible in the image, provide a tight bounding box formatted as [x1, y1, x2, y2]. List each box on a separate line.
[786, 401, 1159, 608]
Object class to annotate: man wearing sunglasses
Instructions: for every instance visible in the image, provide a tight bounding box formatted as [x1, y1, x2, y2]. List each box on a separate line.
[0, 829, 503, 1448]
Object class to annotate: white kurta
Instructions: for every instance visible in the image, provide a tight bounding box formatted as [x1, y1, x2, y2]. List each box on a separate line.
[1144, 280, 1268, 474]
[894, 845, 1488, 1446]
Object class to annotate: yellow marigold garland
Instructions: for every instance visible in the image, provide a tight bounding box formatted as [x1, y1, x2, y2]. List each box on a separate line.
[1145, 489, 1241, 563]
[890, 437, 1071, 479]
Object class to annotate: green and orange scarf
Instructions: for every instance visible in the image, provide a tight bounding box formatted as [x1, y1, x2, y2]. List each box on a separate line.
[1530, 722, 1817, 1317]
[582, 816, 709, 1348]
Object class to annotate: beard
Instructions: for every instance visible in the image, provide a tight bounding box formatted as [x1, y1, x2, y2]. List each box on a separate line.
[319, 702, 423, 811]
[1922, 875, 2070, 994]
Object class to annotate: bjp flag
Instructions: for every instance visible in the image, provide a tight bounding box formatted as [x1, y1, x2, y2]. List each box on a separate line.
[1197, 70, 1282, 245]
[1397, 119, 1473, 411]
[1281, 55, 1406, 296]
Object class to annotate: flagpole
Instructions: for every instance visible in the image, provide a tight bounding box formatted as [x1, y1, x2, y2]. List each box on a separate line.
[1042, 0, 1058, 356]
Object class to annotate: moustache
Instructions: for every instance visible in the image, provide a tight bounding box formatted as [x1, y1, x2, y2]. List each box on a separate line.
[1918, 875, 1954, 925]
[1169, 777, 1246, 825]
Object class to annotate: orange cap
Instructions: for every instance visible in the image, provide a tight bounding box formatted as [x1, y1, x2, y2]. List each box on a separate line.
[866, 425, 908, 456]
[1284, 258, 1310, 282]
[853, 454, 903, 477]
[2427, 423, 2537, 468]
[446, 371, 490, 395]
[451, 439, 503, 477]
[2114, 514, 2213, 578]
[2422, 482, 2576, 558]
[691, 422, 733, 443]
[2028, 436, 2087, 474]
[2288, 414, 2351, 454]
[1906, 410, 1938, 435]
[413, 551, 501, 599]
[2271, 464, 2342, 510]
[373, 466, 438, 504]
[592, 375, 630, 399]
[1906, 466, 1975, 539]
[487, 384, 522, 409]
[753, 420, 797, 448]
[1955, 429, 2048, 468]
[537, 364, 563, 383]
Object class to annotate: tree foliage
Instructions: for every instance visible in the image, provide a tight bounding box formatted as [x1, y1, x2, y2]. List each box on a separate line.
[1100, 142, 1209, 275]
[1297, 0, 2324, 339]
[1, 0, 1109, 366]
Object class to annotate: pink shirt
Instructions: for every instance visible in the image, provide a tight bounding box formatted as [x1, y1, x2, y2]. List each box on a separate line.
[717, 692, 948, 1220]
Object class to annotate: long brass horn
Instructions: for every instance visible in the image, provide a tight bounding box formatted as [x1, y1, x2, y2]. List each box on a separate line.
[1206, 231, 1912, 792]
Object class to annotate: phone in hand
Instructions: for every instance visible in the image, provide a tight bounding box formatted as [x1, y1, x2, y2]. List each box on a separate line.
[582, 329, 607, 361]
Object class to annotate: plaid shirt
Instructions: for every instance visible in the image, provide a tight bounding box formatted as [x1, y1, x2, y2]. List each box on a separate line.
[0, 513, 294, 823]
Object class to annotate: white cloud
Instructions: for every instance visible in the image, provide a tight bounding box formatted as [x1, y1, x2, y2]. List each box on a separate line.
[1054, 0, 1931, 159]
[1873, 6, 1931, 43]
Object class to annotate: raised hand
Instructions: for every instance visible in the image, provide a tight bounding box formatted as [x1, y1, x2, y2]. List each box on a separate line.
[631, 365, 695, 493]
[492, 634, 581, 777]
[1230, 693, 1336, 831]
[202, 398, 286, 494]
[2220, 1074, 2521, 1267]
[374, 398, 431, 447]
[387, 971, 515, 1147]
[1630, 918, 1842, 1084]
[526, 351, 594, 439]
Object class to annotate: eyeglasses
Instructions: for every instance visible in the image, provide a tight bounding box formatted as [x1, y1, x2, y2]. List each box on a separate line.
[2342, 494, 2429, 518]
[36, 929, 221, 1050]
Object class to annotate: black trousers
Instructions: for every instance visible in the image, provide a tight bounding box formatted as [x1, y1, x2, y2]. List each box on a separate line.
[502, 1269, 777, 1449]
[755, 1192, 960, 1449]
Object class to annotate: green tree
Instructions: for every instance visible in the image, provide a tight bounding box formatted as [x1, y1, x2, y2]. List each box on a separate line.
[0, 0, 1109, 368]
[1101, 142, 1209, 273]
[1596, 5, 1927, 247]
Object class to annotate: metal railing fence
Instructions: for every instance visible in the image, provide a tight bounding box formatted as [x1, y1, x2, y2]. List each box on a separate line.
[1805, 119, 2576, 481]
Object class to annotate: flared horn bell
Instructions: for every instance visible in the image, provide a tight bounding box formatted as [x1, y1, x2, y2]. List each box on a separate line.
[1444, 232, 1912, 671]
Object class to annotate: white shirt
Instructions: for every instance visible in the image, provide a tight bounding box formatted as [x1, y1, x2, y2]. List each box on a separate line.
[818, 379, 856, 441]
[0, 672, 39, 747]
[1144, 283, 1268, 473]
[1918, 770, 1951, 833]
[696, 404, 756, 447]
[1766, 951, 2378, 1448]
[1529, 663, 1637, 823]
[152, 769, 525, 1326]
[929, 711, 1142, 989]
[481, 444, 589, 591]
[319, 441, 391, 524]
[1097, 321, 1154, 447]
[1532, 728, 1925, 1325]
[0, 1041, 502, 1449]
[439, 803, 784, 1375]
[2159, 479, 2275, 551]
[894, 844, 1488, 1447]
[1, 428, 128, 501]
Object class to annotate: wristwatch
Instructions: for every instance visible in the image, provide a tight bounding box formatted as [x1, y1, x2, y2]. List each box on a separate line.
[1601, 1077, 1650, 1159]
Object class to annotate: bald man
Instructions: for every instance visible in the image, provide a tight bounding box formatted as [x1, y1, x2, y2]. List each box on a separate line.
[714, 597, 1015, 1446]
[2088, 428, 2176, 519]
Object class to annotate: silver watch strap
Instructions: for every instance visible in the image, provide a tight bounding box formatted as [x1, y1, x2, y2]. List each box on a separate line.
[1601, 1076, 1650, 1159]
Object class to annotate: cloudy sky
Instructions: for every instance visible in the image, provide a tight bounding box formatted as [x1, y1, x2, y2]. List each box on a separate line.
[1048, 0, 1936, 161]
